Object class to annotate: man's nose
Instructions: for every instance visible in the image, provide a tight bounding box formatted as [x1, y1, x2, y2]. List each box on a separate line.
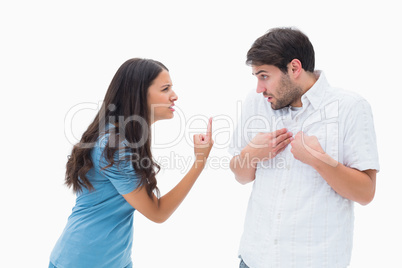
[256, 82, 266, 94]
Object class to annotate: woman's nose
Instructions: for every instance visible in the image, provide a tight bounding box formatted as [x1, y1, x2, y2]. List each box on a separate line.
[170, 90, 178, 102]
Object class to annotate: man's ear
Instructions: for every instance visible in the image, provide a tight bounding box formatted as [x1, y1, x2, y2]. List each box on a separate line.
[288, 59, 303, 78]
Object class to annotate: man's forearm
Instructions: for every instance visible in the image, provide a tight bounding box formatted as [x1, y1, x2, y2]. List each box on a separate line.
[290, 132, 376, 205]
[312, 154, 376, 205]
[230, 152, 257, 185]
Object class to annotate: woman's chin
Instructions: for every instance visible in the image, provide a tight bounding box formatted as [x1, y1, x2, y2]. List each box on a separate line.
[152, 114, 174, 124]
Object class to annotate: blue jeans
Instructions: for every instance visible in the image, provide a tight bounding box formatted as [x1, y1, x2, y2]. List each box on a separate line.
[240, 259, 250, 268]
[49, 262, 132, 268]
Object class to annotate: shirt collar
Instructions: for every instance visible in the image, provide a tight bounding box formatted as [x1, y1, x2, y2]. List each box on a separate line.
[301, 70, 329, 110]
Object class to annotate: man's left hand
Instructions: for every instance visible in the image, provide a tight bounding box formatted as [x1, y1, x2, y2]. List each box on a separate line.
[290, 131, 336, 167]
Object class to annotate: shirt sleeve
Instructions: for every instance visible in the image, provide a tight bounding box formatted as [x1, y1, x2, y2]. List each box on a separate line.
[342, 98, 380, 172]
[97, 137, 141, 195]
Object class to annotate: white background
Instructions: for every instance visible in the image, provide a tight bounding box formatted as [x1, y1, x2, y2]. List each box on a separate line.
[1, 0, 400, 267]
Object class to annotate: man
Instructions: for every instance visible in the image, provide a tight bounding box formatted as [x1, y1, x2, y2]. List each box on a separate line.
[229, 27, 379, 268]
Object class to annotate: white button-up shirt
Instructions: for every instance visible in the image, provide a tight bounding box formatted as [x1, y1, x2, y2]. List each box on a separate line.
[229, 71, 380, 268]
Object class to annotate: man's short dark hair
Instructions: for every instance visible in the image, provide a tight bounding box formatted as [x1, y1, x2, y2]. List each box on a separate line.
[246, 27, 315, 73]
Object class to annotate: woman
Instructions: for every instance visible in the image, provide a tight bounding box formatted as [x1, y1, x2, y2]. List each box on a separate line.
[49, 58, 214, 268]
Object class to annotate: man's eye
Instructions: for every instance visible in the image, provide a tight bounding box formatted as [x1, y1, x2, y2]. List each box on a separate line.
[262, 75, 268, 79]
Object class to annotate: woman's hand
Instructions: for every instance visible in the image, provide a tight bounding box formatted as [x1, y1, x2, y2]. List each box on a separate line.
[193, 117, 214, 163]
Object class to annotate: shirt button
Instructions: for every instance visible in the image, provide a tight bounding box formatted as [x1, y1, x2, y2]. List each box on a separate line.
[274, 239, 278, 245]
[282, 188, 286, 194]
[277, 213, 281, 219]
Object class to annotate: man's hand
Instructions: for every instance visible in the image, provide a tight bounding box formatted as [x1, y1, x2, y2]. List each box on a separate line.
[290, 131, 337, 167]
[242, 128, 293, 166]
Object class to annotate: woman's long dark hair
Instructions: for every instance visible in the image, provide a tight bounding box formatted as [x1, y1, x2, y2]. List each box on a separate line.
[65, 58, 167, 199]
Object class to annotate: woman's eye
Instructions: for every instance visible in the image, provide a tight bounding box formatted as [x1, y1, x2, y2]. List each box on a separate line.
[162, 87, 169, 91]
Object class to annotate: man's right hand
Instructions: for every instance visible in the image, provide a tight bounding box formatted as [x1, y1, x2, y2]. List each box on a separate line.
[230, 128, 293, 184]
[241, 128, 293, 165]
